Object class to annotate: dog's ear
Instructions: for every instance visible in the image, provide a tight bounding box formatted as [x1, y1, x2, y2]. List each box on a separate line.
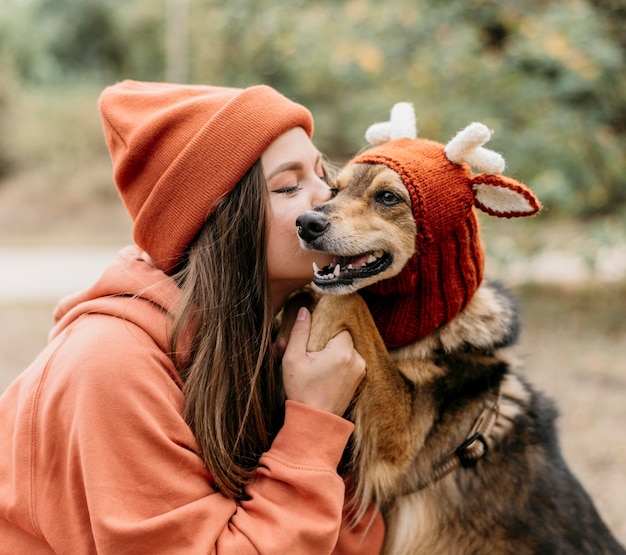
[470, 174, 541, 218]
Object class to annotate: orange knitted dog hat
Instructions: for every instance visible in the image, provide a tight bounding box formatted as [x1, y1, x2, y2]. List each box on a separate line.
[351, 103, 541, 347]
[99, 80, 313, 272]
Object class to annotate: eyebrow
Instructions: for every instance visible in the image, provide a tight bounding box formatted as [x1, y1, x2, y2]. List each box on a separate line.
[265, 154, 322, 181]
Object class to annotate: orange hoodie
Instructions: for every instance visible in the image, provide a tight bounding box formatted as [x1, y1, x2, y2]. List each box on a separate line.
[0, 246, 384, 554]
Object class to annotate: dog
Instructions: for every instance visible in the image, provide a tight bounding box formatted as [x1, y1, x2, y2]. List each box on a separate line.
[277, 106, 625, 555]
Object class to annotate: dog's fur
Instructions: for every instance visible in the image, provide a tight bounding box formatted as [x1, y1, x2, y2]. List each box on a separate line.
[278, 164, 625, 555]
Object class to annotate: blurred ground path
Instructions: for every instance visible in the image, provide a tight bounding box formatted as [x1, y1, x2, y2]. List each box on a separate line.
[486, 246, 626, 286]
[1, 245, 625, 303]
[0, 247, 121, 302]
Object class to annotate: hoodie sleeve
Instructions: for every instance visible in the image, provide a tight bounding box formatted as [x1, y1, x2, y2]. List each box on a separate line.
[14, 314, 384, 554]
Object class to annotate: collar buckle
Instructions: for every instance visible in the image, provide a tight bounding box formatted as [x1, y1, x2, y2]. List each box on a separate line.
[456, 432, 489, 468]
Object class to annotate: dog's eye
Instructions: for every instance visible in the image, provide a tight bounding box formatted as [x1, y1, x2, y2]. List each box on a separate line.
[329, 187, 339, 198]
[375, 190, 402, 206]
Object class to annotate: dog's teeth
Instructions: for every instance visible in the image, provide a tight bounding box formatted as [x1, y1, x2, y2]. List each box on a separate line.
[374, 250, 384, 258]
[333, 264, 341, 277]
[313, 262, 320, 275]
[347, 264, 354, 270]
[367, 254, 377, 264]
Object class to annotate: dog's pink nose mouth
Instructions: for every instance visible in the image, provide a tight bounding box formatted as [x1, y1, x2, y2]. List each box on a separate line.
[312, 250, 392, 290]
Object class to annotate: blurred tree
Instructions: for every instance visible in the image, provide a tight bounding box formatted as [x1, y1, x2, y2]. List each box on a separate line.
[462, 0, 626, 217]
[44, 0, 124, 78]
[0, 85, 12, 178]
[6, 0, 125, 83]
[1, 0, 625, 217]
[166, 0, 189, 83]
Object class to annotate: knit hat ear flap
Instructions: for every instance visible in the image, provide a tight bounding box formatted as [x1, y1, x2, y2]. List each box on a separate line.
[470, 174, 541, 218]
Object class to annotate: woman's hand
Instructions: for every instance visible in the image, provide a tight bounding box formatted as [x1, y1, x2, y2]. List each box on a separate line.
[280, 307, 365, 417]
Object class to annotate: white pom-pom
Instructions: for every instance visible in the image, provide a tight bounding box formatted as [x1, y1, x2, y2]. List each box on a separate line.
[465, 148, 506, 175]
[365, 122, 393, 145]
[365, 102, 417, 145]
[389, 102, 417, 140]
[445, 122, 505, 174]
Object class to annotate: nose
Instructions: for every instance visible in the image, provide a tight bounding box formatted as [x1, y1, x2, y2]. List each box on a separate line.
[296, 211, 329, 243]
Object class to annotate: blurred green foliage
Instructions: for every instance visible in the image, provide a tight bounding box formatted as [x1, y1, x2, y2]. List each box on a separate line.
[1, 0, 625, 218]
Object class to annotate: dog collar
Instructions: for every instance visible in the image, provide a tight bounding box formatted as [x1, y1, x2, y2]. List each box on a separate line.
[415, 391, 500, 491]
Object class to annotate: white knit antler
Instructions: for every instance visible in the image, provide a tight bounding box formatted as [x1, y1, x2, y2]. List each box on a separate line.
[365, 102, 417, 145]
[445, 122, 505, 174]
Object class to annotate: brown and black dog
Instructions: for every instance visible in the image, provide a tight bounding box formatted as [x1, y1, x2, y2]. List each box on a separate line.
[278, 142, 625, 554]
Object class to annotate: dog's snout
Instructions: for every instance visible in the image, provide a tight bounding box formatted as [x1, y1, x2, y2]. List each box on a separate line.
[296, 211, 329, 243]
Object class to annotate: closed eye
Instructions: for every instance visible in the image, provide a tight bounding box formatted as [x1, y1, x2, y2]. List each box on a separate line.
[272, 185, 302, 195]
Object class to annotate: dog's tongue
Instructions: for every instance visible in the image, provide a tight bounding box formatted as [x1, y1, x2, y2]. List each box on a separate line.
[334, 254, 370, 269]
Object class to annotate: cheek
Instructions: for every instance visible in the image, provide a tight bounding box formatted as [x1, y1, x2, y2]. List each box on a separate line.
[269, 207, 296, 235]
[268, 198, 305, 238]
[266, 211, 300, 257]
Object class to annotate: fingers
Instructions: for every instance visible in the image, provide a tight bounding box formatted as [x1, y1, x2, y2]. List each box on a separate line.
[283, 307, 311, 356]
[281, 316, 365, 416]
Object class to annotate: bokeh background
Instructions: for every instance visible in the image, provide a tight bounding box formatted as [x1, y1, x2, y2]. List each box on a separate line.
[1, 0, 625, 543]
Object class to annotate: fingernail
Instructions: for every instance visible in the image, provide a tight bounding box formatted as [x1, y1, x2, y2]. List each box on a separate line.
[296, 307, 309, 321]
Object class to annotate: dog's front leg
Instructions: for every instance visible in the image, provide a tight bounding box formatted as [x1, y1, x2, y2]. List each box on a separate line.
[307, 294, 425, 510]
[279, 292, 436, 511]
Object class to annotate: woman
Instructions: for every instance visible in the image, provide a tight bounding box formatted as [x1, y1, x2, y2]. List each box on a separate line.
[0, 81, 384, 553]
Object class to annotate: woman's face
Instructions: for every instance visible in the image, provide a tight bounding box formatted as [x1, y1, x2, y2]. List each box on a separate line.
[262, 127, 334, 310]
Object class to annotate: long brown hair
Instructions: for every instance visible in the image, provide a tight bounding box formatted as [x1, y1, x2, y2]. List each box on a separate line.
[169, 159, 283, 500]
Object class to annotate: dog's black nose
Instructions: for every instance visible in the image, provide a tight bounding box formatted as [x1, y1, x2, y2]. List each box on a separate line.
[296, 211, 329, 242]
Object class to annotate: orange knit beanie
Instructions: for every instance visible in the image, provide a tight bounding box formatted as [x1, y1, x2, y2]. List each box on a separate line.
[351, 103, 541, 347]
[99, 80, 314, 272]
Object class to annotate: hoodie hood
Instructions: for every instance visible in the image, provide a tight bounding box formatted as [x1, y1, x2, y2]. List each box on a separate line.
[51, 246, 182, 356]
